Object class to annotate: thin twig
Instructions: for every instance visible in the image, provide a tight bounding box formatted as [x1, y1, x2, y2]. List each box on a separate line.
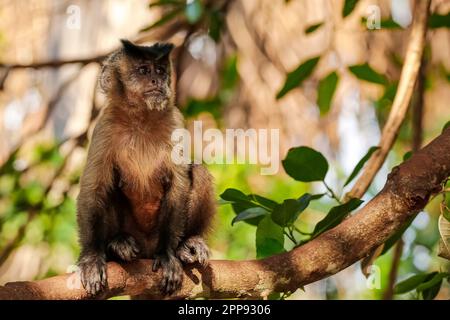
[344, 0, 431, 201]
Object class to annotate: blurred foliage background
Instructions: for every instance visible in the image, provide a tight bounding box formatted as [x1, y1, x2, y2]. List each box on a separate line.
[0, 0, 449, 299]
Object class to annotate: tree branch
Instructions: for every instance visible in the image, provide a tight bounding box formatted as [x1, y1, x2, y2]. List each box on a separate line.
[1, 127, 449, 300]
[345, 0, 430, 201]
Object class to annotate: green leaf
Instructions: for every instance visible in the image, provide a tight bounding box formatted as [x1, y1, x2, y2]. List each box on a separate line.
[443, 121, 450, 133]
[305, 23, 324, 34]
[394, 273, 435, 294]
[185, 0, 203, 24]
[429, 13, 450, 29]
[249, 194, 278, 210]
[361, 17, 402, 29]
[317, 71, 339, 115]
[232, 207, 269, 226]
[140, 8, 182, 32]
[416, 272, 449, 292]
[342, 0, 359, 18]
[25, 181, 45, 206]
[276, 57, 320, 99]
[313, 198, 363, 237]
[381, 214, 415, 255]
[221, 189, 278, 226]
[310, 193, 326, 201]
[220, 188, 249, 202]
[271, 194, 312, 227]
[422, 281, 443, 300]
[343, 146, 379, 187]
[282, 146, 329, 182]
[349, 63, 388, 85]
[183, 97, 222, 119]
[208, 9, 224, 42]
[256, 216, 285, 258]
[403, 151, 413, 161]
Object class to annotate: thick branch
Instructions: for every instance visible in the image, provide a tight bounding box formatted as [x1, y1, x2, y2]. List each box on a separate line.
[1, 127, 449, 300]
[345, 0, 430, 200]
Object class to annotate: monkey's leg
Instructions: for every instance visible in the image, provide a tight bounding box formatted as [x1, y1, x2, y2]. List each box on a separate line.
[151, 171, 187, 295]
[107, 233, 140, 262]
[77, 175, 121, 296]
[77, 211, 108, 297]
[176, 164, 215, 266]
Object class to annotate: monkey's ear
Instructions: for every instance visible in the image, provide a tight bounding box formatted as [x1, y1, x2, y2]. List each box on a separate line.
[98, 53, 118, 93]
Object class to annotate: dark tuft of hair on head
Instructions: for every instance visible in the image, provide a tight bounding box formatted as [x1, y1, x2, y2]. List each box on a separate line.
[120, 39, 174, 60]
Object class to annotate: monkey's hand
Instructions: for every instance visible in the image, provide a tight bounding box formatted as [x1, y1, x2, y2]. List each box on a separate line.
[176, 236, 209, 267]
[77, 252, 107, 296]
[107, 233, 140, 262]
[152, 253, 183, 295]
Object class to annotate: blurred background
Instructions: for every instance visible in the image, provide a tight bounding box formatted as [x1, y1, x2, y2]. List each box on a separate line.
[0, 0, 449, 299]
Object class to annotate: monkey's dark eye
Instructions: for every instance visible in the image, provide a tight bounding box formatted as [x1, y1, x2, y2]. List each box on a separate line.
[155, 66, 165, 75]
[138, 66, 149, 75]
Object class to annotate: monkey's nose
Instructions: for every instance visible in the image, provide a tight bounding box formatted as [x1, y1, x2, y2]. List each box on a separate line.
[151, 79, 157, 85]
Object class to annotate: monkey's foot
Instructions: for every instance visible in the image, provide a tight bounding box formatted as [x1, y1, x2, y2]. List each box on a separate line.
[107, 233, 140, 262]
[78, 253, 107, 296]
[152, 254, 183, 295]
[176, 236, 209, 267]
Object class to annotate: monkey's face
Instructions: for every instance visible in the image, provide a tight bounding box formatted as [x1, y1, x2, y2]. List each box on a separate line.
[119, 40, 174, 111]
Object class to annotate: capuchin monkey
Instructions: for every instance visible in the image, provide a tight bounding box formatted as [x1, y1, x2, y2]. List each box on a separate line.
[76, 40, 215, 297]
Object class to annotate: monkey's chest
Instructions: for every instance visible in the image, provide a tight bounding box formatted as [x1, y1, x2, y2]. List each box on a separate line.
[121, 183, 164, 234]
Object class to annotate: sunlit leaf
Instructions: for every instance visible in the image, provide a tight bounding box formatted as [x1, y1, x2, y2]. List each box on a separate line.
[282, 146, 329, 182]
[276, 57, 320, 99]
[343, 146, 379, 187]
[256, 216, 285, 258]
[317, 71, 339, 115]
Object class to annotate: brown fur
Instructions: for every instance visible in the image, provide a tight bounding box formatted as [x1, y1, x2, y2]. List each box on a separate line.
[76, 40, 215, 297]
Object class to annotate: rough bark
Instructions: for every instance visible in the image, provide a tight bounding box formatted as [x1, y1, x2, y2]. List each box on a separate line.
[0, 127, 449, 300]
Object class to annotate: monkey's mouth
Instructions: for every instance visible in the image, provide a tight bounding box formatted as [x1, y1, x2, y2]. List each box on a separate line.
[144, 89, 165, 96]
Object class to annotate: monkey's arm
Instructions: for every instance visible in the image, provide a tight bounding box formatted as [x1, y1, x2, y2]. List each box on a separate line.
[76, 125, 116, 295]
[151, 168, 189, 295]
[176, 164, 215, 266]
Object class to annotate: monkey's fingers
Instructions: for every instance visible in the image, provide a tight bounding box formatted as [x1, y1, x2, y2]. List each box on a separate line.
[78, 253, 107, 296]
[176, 236, 210, 267]
[152, 257, 161, 272]
[107, 234, 140, 262]
[160, 258, 183, 295]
